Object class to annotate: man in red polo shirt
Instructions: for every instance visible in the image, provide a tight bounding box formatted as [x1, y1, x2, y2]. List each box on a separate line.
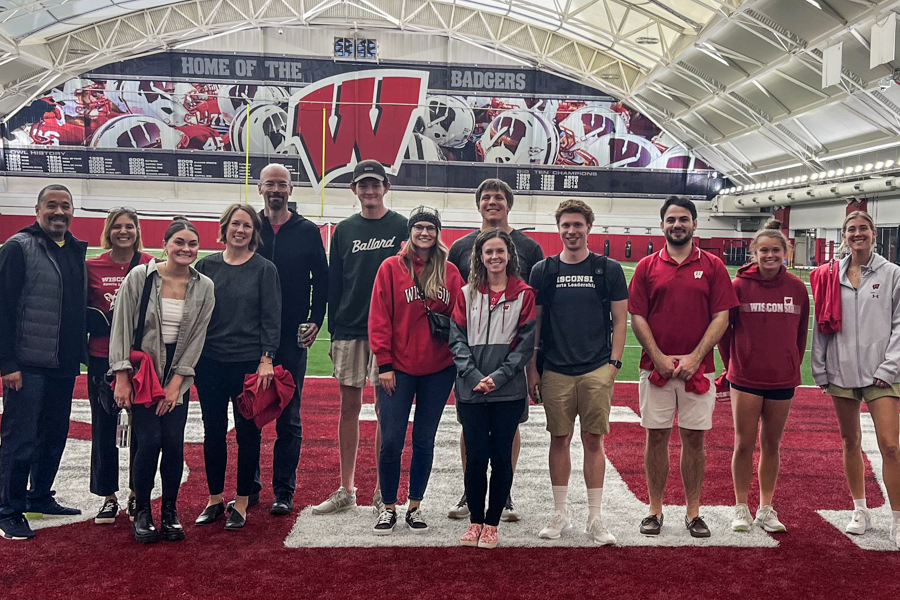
[628, 196, 738, 539]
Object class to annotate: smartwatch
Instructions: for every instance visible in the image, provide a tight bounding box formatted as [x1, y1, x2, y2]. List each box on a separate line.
[609, 359, 623, 369]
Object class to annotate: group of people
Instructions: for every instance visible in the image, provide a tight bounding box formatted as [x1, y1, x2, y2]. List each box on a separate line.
[0, 164, 899, 551]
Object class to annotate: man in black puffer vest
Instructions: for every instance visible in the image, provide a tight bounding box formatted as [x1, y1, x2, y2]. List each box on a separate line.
[0, 184, 88, 541]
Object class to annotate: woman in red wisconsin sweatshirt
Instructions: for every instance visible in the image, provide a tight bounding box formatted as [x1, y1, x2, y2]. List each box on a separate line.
[718, 221, 809, 535]
[368, 206, 464, 536]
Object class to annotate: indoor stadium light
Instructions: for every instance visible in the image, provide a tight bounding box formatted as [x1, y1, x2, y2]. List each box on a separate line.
[876, 161, 885, 169]
[811, 173, 819, 180]
[887, 160, 895, 168]
[736, 186, 743, 192]
[779, 179, 787, 185]
[819, 171, 827, 178]
[800, 175, 809, 182]
[836, 168, 845, 176]
[854, 165, 864, 173]
[767, 181, 775, 188]
[827, 170, 836, 177]
[786, 177, 794, 184]
[865, 163, 874, 171]
[719, 189, 726, 195]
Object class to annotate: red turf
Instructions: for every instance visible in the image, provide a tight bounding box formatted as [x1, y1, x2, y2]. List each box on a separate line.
[0, 379, 896, 600]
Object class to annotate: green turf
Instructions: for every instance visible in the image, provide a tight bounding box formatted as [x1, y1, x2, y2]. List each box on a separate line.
[81, 250, 817, 384]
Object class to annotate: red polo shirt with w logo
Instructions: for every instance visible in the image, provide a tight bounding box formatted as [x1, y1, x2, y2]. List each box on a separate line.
[628, 245, 739, 372]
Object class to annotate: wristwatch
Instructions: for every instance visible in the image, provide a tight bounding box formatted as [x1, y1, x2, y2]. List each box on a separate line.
[262, 351, 275, 360]
[609, 359, 623, 369]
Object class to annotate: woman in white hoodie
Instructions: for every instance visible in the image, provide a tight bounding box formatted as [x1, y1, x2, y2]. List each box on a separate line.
[812, 210, 900, 548]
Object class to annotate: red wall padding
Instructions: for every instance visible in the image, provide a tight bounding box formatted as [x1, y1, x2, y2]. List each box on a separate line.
[1, 215, 739, 261]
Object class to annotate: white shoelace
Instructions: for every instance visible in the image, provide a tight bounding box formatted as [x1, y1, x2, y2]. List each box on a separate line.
[376, 509, 395, 525]
[547, 512, 568, 529]
[407, 510, 426, 525]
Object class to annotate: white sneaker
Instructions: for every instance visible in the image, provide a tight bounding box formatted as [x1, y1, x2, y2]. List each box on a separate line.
[755, 505, 786, 533]
[845, 508, 871, 535]
[372, 490, 384, 515]
[890, 524, 898, 548]
[448, 492, 469, 519]
[501, 495, 520, 522]
[586, 517, 616, 545]
[538, 511, 572, 540]
[311, 486, 357, 515]
[732, 504, 753, 532]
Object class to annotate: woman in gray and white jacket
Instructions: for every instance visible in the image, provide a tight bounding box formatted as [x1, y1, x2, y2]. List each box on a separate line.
[811, 210, 900, 548]
[450, 228, 536, 549]
[110, 217, 215, 544]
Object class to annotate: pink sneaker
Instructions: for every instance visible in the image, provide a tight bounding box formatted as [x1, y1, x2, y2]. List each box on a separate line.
[478, 524, 499, 549]
[460, 523, 483, 547]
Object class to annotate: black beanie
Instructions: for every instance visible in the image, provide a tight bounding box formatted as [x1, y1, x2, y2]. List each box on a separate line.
[408, 205, 442, 234]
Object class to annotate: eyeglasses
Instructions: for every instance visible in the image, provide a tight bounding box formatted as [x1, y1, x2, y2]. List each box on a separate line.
[262, 181, 290, 190]
[108, 206, 137, 214]
[412, 224, 437, 234]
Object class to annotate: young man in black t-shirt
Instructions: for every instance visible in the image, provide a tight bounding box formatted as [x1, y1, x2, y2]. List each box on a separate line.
[447, 178, 544, 522]
[527, 200, 628, 545]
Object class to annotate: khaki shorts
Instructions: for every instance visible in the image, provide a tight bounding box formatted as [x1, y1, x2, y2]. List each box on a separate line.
[826, 383, 900, 403]
[638, 369, 716, 431]
[541, 364, 615, 436]
[331, 339, 379, 388]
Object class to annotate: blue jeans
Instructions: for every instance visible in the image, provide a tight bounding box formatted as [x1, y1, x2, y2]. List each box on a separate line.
[0, 371, 75, 517]
[378, 366, 455, 505]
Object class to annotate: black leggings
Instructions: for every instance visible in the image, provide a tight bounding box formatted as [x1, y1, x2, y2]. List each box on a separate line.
[131, 344, 189, 506]
[194, 357, 262, 498]
[458, 399, 525, 527]
[87, 355, 137, 497]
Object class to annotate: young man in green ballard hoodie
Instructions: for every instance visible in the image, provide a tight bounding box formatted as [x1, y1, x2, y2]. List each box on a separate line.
[312, 160, 408, 516]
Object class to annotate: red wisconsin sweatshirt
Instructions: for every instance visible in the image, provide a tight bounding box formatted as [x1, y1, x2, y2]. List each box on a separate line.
[718, 264, 810, 389]
[368, 254, 464, 376]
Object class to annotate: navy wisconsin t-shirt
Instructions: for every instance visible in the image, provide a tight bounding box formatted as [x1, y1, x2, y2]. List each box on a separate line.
[531, 254, 628, 376]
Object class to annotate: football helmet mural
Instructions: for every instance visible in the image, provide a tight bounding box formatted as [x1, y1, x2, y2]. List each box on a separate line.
[228, 104, 289, 154]
[558, 133, 661, 168]
[89, 115, 189, 149]
[476, 109, 559, 165]
[405, 132, 446, 161]
[558, 103, 628, 151]
[421, 95, 475, 148]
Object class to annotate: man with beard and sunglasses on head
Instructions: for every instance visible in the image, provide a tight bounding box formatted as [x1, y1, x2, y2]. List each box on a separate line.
[256, 163, 329, 516]
[628, 196, 738, 539]
[0, 184, 88, 540]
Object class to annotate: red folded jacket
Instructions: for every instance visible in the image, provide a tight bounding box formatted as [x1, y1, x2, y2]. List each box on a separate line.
[810, 259, 842, 334]
[236, 366, 296, 429]
[648, 363, 711, 395]
[715, 371, 730, 401]
[109, 350, 166, 406]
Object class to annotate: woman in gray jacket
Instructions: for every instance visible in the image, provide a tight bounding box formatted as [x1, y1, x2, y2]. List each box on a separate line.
[110, 217, 215, 543]
[812, 210, 900, 548]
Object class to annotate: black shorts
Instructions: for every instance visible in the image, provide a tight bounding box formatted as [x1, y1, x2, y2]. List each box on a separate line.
[729, 382, 795, 401]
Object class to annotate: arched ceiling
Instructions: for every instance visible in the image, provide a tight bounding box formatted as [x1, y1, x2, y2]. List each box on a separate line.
[3, 0, 900, 185]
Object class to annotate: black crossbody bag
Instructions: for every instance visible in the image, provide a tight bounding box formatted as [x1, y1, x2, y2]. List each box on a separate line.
[95, 265, 155, 415]
[413, 272, 451, 343]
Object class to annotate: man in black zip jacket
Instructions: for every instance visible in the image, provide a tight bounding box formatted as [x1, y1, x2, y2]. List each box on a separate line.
[257, 163, 329, 516]
[0, 184, 87, 541]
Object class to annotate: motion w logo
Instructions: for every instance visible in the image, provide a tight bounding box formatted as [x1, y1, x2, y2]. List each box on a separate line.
[286, 70, 429, 191]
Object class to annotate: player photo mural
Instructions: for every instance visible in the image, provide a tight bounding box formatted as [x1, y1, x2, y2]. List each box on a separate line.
[0, 53, 717, 197]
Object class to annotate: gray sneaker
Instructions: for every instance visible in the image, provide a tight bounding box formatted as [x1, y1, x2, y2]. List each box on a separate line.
[311, 486, 357, 515]
[372, 490, 384, 515]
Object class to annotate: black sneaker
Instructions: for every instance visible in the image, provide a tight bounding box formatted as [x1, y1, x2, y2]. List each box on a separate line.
[373, 508, 397, 535]
[94, 498, 119, 525]
[639, 514, 664, 536]
[127, 497, 137, 522]
[26, 498, 81, 517]
[685, 515, 711, 538]
[0, 515, 35, 540]
[405, 507, 429, 534]
[270, 494, 293, 516]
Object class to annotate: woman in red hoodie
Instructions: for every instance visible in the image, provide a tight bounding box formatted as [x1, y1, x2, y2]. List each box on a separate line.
[368, 206, 464, 535]
[719, 220, 809, 534]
